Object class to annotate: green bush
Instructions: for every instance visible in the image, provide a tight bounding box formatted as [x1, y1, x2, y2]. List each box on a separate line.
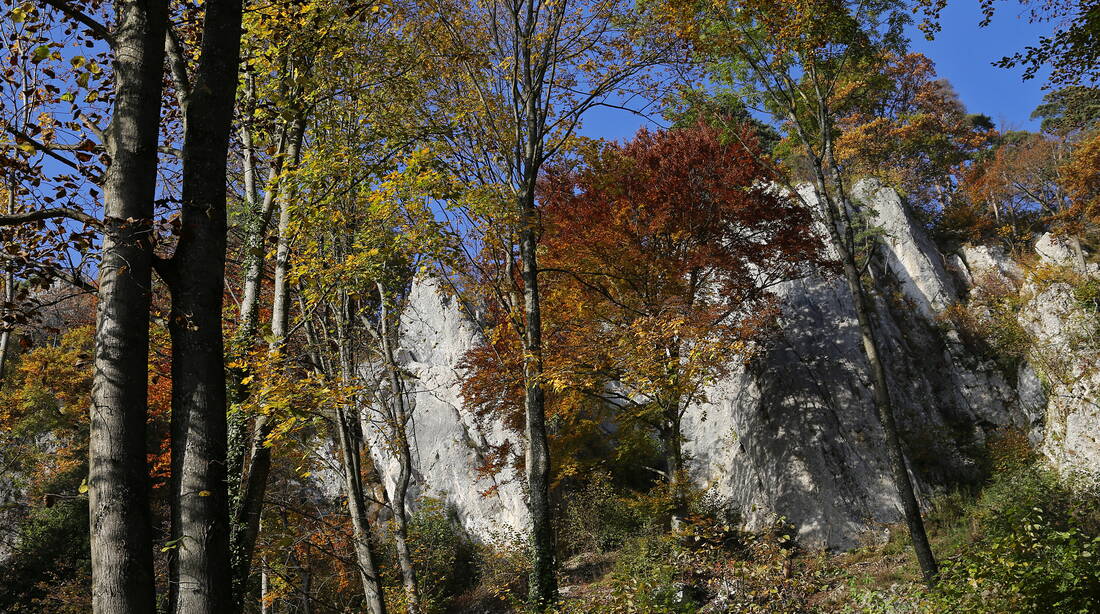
[605, 534, 697, 614]
[926, 466, 1100, 614]
[1072, 276, 1100, 312]
[406, 498, 477, 612]
[556, 471, 648, 557]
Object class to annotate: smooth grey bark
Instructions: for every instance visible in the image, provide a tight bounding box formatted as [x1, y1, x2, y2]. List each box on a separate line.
[373, 281, 420, 613]
[259, 560, 270, 614]
[229, 117, 305, 613]
[87, 1, 168, 612]
[518, 183, 556, 607]
[0, 182, 15, 386]
[161, 1, 243, 612]
[334, 304, 388, 614]
[231, 111, 292, 363]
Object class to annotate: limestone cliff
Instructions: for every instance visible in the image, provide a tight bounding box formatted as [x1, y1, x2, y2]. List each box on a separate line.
[372, 182, 1097, 549]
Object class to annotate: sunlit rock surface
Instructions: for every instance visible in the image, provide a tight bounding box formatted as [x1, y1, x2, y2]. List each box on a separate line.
[366, 279, 529, 539]
[682, 181, 1018, 549]
[378, 185, 1097, 548]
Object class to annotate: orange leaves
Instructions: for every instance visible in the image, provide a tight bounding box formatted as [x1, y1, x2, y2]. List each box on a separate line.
[833, 52, 995, 208]
[1053, 129, 1100, 236]
[459, 121, 823, 482]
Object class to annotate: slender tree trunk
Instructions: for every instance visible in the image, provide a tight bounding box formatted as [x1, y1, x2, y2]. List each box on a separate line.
[659, 405, 685, 531]
[0, 181, 16, 386]
[230, 117, 306, 612]
[376, 283, 420, 613]
[335, 305, 388, 614]
[88, 2, 167, 612]
[0, 268, 12, 385]
[164, 1, 243, 613]
[260, 560, 270, 614]
[809, 162, 939, 586]
[518, 186, 557, 607]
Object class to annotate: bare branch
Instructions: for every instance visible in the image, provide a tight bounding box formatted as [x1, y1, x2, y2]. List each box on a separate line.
[38, 0, 113, 44]
[2, 125, 82, 171]
[0, 207, 99, 227]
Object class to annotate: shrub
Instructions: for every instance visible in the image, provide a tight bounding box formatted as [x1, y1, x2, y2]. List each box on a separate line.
[684, 515, 829, 614]
[604, 534, 697, 614]
[406, 498, 477, 612]
[1072, 276, 1100, 312]
[938, 270, 1031, 378]
[450, 528, 531, 611]
[556, 471, 648, 557]
[926, 466, 1100, 614]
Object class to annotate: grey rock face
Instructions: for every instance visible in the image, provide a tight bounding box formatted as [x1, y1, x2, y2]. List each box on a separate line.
[365, 279, 529, 540]
[377, 186, 1093, 549]
[1018, 281, 1100, 476]
[682, 183, 1018, 549]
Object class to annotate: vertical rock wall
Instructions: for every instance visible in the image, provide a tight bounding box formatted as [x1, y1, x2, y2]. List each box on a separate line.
[376, 183, 1097, 548]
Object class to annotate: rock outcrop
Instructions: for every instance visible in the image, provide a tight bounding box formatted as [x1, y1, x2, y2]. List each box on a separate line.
[376, 183, 1098, 548]
[682, 183, 1018, 549]
[364, 279, 529, 538]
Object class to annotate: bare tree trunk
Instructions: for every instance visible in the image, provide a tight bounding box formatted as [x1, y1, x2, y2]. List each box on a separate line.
[659, 405, 685, 531]
[163, 1, 243, 612]
[230, 116, 306, 612]
[375, 283, 420, 613]
[260, 560, 271, 614]
[335, 304, 388, 614]
[88, 2, 168, 612]
[0, 181, 16, 386]
[518, 186, 557, 607]
[808, 160, 939, 585]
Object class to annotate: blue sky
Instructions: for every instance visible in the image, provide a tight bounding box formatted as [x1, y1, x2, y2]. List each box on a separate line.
[580, 2, 1057, 141]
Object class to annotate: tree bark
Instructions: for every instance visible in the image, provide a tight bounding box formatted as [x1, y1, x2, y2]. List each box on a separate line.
[376, 282, 420, 613]
[808, 162, 939, 586]
[518, 186, 557, 607]
[0, 181, 16, 386]
[334, 311, 388, 614]
[88, 1, 168, 612]
[230, 117, 305, 613]
[163, 1, 243, 613]
[659, 404, 685, 531]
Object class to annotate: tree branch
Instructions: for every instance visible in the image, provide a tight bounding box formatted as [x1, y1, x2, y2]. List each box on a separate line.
[0, 207, 99, 227]
[38, 0, 113, 44]
[3, 125, 83, 171]
[165, 24, 192, 112]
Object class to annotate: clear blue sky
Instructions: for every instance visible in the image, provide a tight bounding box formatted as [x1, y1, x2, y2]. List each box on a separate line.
[579, 2, 1058, 141]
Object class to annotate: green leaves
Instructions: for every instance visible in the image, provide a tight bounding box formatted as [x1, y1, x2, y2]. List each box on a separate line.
[30, 45, 50, 63]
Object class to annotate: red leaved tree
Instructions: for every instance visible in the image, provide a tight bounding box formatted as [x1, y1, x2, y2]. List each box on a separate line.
[463, 121, 823, 527]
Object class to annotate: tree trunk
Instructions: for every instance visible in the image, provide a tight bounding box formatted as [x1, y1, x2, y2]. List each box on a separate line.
[518, 188, 557, 608]
[230, 117, 306, 613]
[88, 1, 167, 612]
[260, 560, 270, 614]
[659, 408, 685, 531]
[164, 1, 243, 613]
[335, 307, 388, 614]
[809, 167, 939, 586]
[0, 180, 16, 386]
[376, 283, 420, 613]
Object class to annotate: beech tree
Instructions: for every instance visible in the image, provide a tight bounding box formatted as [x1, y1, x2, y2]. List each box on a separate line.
[0, 1, 168, 611]
[465, 122, 822, 528]
[433, 0, 677, 602]
[154, 1, 243, 612]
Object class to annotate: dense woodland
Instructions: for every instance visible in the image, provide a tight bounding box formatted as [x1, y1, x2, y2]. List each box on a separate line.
[0, 0, 1099, 612]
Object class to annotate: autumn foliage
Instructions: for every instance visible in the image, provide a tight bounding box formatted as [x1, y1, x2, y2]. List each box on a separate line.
[461, 121, 823, 486]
